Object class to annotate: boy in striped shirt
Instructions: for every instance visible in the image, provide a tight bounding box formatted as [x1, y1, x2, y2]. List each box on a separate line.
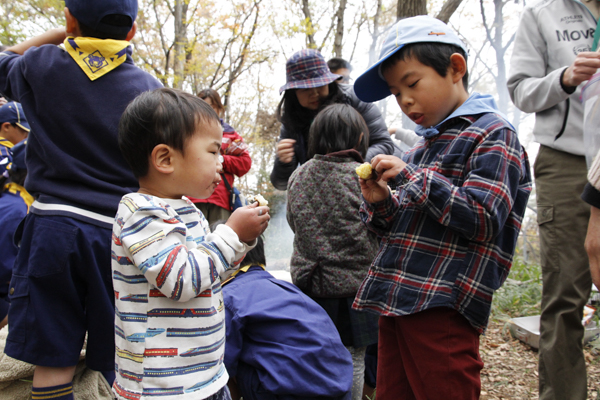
[112, 88, 270, 400]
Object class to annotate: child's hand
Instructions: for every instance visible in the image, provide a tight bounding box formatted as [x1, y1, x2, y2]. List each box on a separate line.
[359, 177, 389, 203]
[372, 154, 407, 183]
[359, 155, 407, 204]
[226, 202, 270, 244]
[276, 139, 296, 164]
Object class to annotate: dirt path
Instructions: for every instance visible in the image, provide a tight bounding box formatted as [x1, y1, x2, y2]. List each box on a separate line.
[480, 321, 600, 399]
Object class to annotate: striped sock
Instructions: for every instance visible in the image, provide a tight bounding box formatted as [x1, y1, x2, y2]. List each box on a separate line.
[31, 382, 74, 399]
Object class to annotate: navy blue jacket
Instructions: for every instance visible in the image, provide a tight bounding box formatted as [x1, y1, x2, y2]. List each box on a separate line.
[0, 44, 162, 223]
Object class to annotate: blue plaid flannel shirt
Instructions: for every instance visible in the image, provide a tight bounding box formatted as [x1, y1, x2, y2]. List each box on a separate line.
[353, 112, 532, 333]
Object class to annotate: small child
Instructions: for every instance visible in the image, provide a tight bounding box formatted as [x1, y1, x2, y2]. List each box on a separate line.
[352, 16, 532, 399]
[0, 140, 31, 330]
[112, 88, 270, 400]
[0, 101, 29, 178]
[286, 103, 379, 400]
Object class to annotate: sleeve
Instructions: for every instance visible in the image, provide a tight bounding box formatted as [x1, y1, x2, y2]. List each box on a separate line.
[119, 205, 253, 302]
[397, 126, 529, 243]
[359, 191, 400, 237]
[286, 170, 298, 232]
[588, 148, 600, 191]
[270, 124, 299, 191]
[223, 131, 252, 178]
[582, 183, 600, 208]
[0, 51, 28, 102]
[223, 299, 243, 377]
[507, 7, 571, 114]
[350, 92, 395, 161]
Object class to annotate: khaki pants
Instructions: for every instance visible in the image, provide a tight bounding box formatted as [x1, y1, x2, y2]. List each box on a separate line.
[535, 145, 592, 400]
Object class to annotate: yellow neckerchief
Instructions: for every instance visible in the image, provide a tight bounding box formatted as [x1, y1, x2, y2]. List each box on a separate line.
[0, 136, 14, 149]
[3, 182, 34, 211]
[222, 263, 266, 286]
[64, 37, 130, 81]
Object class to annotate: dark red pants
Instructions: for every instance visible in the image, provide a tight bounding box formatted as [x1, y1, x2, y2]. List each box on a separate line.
[376, 307, 483, 400]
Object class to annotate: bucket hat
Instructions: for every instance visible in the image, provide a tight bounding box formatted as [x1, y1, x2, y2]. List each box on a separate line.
[354, 15, 468, 102]
[279, 49, 342, 94]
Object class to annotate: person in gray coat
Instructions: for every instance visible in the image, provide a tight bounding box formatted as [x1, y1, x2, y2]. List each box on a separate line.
[507, 0, 600, 398]
[270, 49, 394, 191]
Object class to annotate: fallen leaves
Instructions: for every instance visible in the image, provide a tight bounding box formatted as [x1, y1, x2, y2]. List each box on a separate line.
[480, 321, 600, 399]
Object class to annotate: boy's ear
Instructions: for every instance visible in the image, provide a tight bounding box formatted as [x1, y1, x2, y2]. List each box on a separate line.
[0, 122, 10, 132]
[64, 8, 81, 37]
[151, 144, 176, 174]
[449, 53, 467, 84]
[125, 22, 137, 42]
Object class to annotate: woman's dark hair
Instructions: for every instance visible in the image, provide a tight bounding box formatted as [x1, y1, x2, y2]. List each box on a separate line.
[118, 88, 220, 178]
[307, 103, 369, 159]
[381, 42, 469, 90]
[197, 88, 225, 117]
[276, 82, 345, 141]
[78, 14, 133, 40]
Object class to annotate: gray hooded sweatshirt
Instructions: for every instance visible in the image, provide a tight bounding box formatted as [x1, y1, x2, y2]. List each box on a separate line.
[508, 0, 597, 156]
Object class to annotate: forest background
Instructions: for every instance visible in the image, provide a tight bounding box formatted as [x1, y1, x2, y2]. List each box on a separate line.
[0, 0, 541, 269]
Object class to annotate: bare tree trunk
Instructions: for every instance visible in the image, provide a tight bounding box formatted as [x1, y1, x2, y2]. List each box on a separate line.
[436, 0, 465, 23]
[301, 0, 316, 49]
[223, 2, 261, 114]
[333, 0, 347, 57]
[173, 0, 188, 89]
[368, 0, 383, 67]
[397, 0, 426, 19]
[480, 0, 515, 114]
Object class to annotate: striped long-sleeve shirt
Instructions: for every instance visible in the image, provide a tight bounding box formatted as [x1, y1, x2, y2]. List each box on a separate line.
[112, 193, 253, 400]
[353, 112, 532, 334]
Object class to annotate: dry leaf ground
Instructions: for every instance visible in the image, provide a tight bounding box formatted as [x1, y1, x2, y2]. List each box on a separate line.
[480, 320, 600, 399]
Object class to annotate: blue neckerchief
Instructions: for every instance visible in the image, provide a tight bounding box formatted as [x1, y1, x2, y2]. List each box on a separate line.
[414, 93, 513, 138]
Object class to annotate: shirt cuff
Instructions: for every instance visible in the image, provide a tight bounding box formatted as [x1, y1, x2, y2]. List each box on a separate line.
[582, 182, 600, 209]
[560, 67, 576, 95]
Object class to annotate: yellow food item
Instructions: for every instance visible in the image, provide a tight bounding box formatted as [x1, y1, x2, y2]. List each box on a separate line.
[355, 162, 375, 180]
[250, 194, 269, 207]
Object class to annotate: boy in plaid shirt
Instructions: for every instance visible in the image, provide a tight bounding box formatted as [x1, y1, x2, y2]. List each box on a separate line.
[352, 16, 532, 399]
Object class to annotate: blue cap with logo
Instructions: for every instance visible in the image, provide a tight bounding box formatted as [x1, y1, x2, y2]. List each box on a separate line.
[354, 15, 468, 103]
[65, 0, 138, 36]
[0, 101, 30, 132]
[9, 140, 26, 172]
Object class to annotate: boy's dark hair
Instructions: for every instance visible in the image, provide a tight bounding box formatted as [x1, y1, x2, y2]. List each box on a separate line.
[276, 82, 344, 141]
[241, 234, 265, 266]
[118, 88, 220, 178]
[210, 220, 266, 266]
[381, 42, 469, 90]
[197, 88, 225, 117]
[327, 57, 352, 73]
[0, 168, 27, 195]
[307, 103, 369, 159]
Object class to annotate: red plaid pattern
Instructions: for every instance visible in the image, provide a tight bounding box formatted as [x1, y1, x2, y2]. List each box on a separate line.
[353, 112, 532, 334]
